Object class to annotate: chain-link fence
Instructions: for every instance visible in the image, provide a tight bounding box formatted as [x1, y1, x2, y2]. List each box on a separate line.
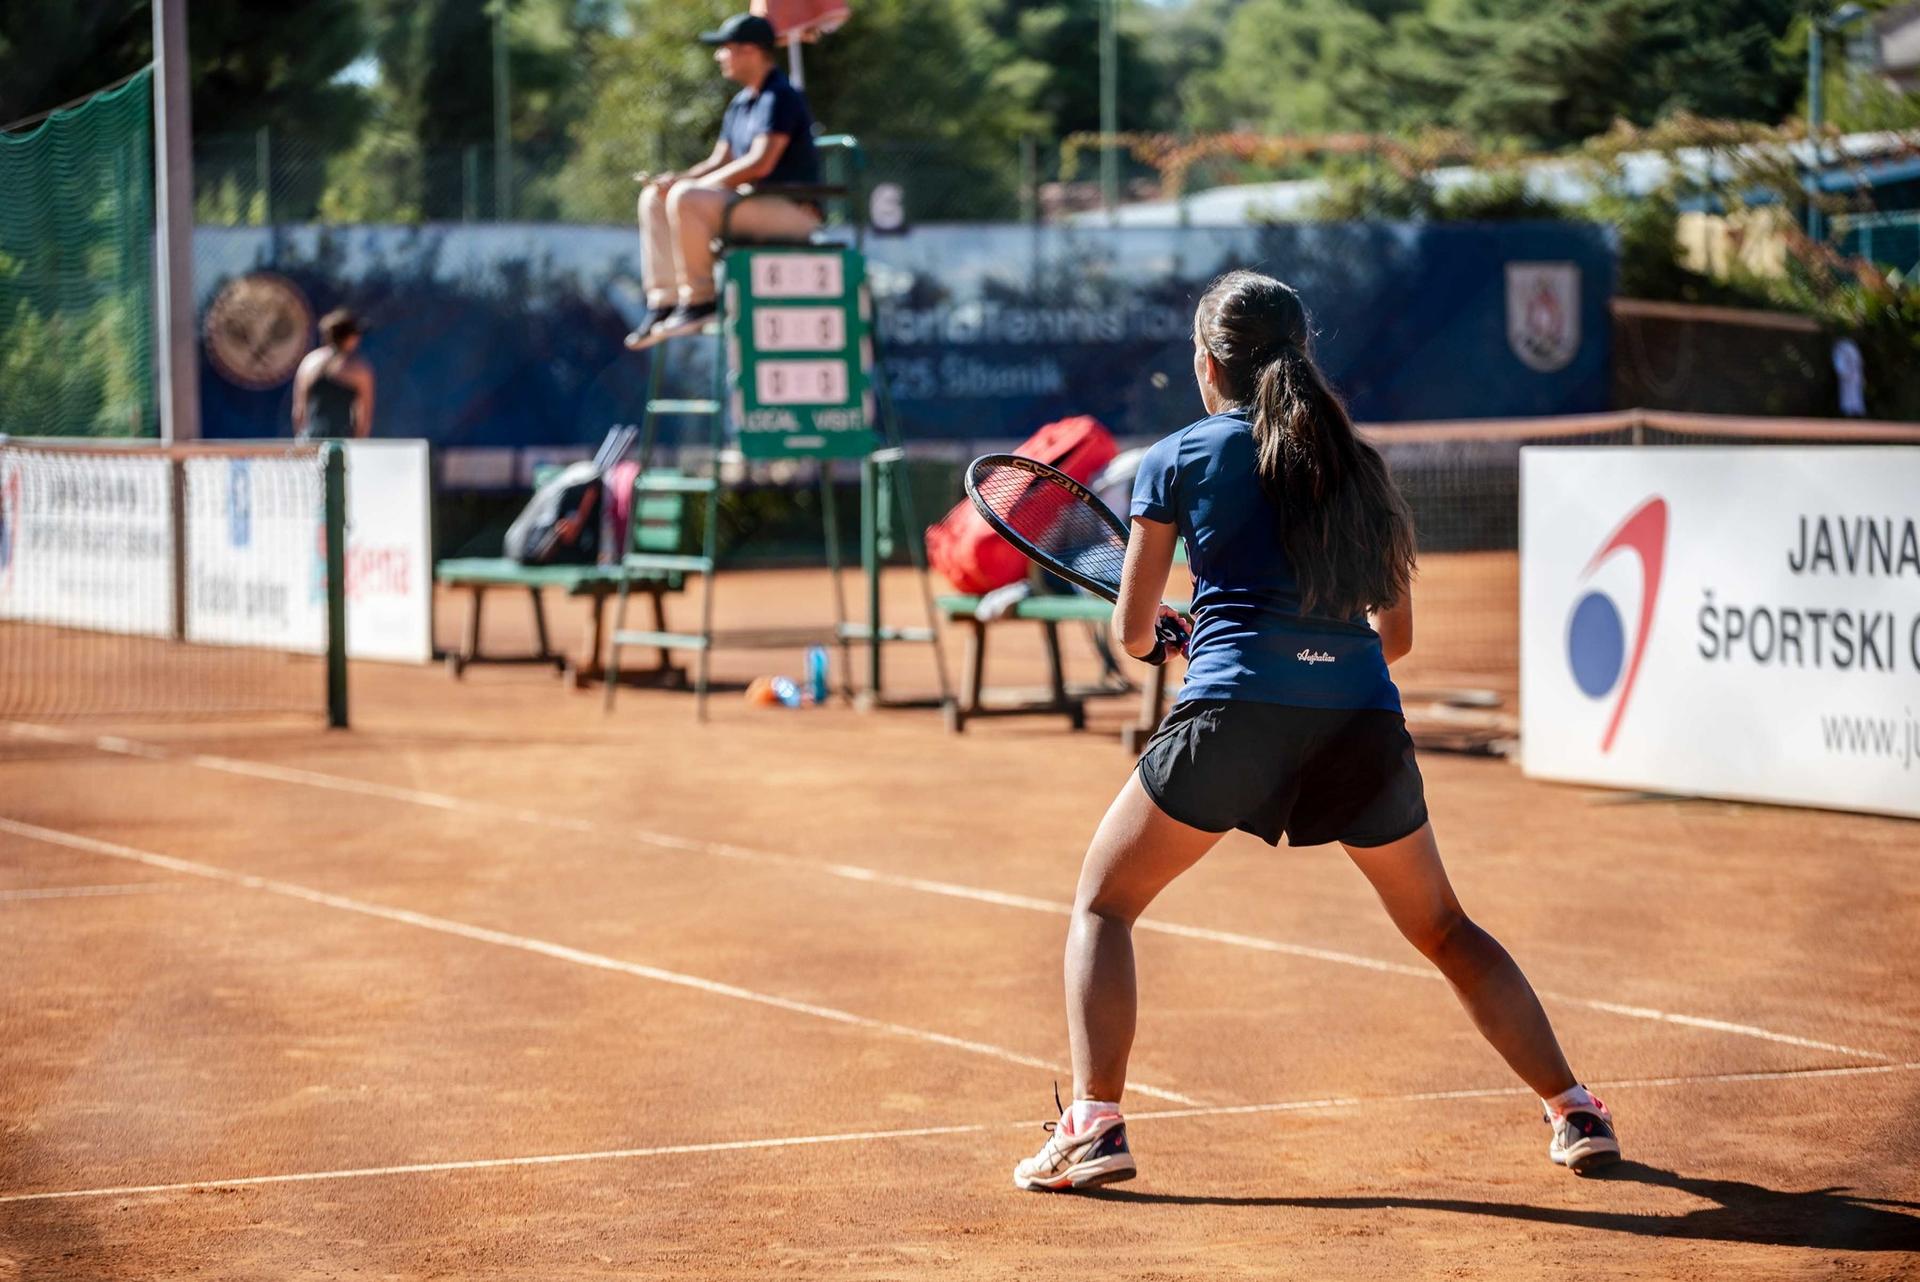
[192, 129, 1176, 229]
[196, 132, 584, 226]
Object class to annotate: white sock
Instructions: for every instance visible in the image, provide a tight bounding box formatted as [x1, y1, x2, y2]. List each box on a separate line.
[1543, 1083, 1595, 1116]
[1066, 1099, 1121, 1134]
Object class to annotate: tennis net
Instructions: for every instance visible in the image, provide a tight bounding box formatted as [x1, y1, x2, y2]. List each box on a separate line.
[0, 439, 347, 724]
[1365, 410, 1920, 735]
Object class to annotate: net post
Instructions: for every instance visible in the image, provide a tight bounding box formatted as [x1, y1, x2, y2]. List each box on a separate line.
[323, 444, 350, 728]
[169, 456, 188, 641]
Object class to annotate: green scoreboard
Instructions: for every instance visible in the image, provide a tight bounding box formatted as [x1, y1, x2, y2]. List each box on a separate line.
[723, 245, 875, 460]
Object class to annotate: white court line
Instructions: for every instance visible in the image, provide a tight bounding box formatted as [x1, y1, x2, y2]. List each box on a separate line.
[0, 815, 1198, 1106]
[0, 882, 188, 902]
[10, 722, 1893, 1065]
[3, 1059, 1914, 1206]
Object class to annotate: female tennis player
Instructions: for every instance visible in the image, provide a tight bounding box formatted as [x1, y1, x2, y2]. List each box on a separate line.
[1013, 270, 1619, 1191]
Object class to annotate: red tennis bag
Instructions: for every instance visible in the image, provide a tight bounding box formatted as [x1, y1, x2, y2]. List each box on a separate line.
[927, 415, 1118, 594]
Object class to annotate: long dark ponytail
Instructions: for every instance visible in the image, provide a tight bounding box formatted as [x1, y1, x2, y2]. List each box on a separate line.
[1194, 270, 1415, 619]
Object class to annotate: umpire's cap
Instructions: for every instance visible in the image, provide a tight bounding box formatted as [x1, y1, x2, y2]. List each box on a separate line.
[698, 14, 777, 48]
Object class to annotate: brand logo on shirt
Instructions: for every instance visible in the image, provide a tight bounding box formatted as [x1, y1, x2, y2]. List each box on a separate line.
[1296, 648, 1335, 664]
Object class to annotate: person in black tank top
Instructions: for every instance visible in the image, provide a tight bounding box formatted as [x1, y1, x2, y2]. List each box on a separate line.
[1012, 271, 1620, 1193]
[293, 309, 375, 440]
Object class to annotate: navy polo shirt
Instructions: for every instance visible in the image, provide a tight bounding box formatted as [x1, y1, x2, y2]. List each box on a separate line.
[1132, 406, 1401, 712]
[721, 69, 819, 186]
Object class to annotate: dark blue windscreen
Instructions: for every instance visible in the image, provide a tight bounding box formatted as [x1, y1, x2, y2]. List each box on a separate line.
[195, 220, 1613, 461]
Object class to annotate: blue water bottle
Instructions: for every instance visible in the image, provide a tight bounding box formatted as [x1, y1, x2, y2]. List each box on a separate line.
[804, 646, 830, 705]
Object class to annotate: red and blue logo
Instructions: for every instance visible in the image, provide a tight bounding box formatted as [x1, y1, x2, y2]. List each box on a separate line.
[1567, 496, 1667, 752]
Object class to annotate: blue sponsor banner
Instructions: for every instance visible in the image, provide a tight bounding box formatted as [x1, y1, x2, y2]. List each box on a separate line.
[196, 221, 1613, 470]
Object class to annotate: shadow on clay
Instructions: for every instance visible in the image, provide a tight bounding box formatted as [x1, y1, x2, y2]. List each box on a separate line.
[1082, 1162, 1920, 1251]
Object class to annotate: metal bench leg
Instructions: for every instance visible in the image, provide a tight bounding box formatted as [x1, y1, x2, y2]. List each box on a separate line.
[451, 586, 485, 677]
[1041, 622, 1085, 730]
[527, 587, 562, 674]
[962, 620, 986, 714]
[576, 591, 608, 688]
[1123, 664, 1169, 755]
[1042, 621, 1067, 702]
[604, 574, 634, 711]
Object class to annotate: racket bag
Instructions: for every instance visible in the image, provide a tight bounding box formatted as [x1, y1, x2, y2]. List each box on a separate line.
[504, 426, 642, 566]
[504, 461, 605, 565]
[926, 415, 1118, 594]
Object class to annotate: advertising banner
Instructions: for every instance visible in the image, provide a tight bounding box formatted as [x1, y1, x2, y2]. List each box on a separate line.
[0, 451, 174, 636]
[341, 440, 433, 664]
[1520, 448, 1920, 819]
[2, 442, 431, 666]
[195, 221, 1614, 467]
[183, 454, 328, 653]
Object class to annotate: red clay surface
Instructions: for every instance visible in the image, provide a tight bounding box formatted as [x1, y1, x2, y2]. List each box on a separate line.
[3, 566, 1918, 1280]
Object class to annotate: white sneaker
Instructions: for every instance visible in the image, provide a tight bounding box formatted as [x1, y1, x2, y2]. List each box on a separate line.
[1545, 1091, 1621, 1175]
[1013, 1103, 1137, 1192]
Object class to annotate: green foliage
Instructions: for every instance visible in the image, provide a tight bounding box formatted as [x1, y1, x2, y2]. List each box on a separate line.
[360, 0, 605, 219]
[1, 0, 371, 220]
[0, 72, 156, 436]
[552, 0, 1032, 223]
[1306, 165, 1574, 222]
[1832, 283, 1920, 419]
[955, 0, 1178, 135]
[1196, 0, 1809, 147]
[1305, 160, 1441, 220]
[0, 291, 152, 437]
[1195, 0, 1410, 135]
[550, 0, 756, 222]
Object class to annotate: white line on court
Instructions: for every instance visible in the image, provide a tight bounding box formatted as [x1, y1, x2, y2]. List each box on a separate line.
[3, 1059, 1913, 1206]
[0, 815, 1199, 1106]
[11, 722, 1894, 1065]
[0, 882, 189, 902]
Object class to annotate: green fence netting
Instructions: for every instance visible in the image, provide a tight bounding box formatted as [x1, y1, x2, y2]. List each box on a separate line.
[1, 68, 156, 438]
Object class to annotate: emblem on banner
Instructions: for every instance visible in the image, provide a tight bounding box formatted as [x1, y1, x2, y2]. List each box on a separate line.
[1506, 262, 1580, 372]
[0, 465, 17, 591]
[1566, 497, 1667, 753]
[205, 272, 314, 390]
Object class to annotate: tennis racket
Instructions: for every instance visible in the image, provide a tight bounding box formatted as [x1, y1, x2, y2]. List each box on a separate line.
[964, 453, 1189, 664]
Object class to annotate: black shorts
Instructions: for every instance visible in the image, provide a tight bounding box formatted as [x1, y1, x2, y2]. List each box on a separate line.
[1136, 699, 1428, 848]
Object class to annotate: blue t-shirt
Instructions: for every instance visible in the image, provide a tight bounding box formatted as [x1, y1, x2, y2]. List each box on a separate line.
[1131, 407, 1401, 713]
[721, 70, 819, 186]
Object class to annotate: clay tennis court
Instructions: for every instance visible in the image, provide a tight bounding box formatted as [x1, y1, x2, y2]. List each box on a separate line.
[3, 567, 1918, 1279]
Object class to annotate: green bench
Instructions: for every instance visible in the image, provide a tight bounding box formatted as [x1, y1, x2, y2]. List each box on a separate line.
[936, 591, 1189, 751]
[436, 470, 694, 686]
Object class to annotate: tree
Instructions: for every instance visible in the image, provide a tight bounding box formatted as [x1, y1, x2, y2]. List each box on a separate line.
[1192, 0, 1809, 147]
[362, 0, 608, 218]
[955, 0, 1177, 136]
[0, 0, 372, 220]
[1190, 0, 1419, 136]
[552, 0, 1033, 222]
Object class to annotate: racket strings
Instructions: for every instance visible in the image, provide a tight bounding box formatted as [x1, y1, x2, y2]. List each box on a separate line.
[970, 464, 1128, 595]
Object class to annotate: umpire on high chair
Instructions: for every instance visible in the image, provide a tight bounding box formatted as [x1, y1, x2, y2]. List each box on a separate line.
[625, 12, 821, 351]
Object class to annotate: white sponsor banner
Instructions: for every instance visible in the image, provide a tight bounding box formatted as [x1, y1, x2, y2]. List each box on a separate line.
[1521, 448, 1920, 820]
[2, 441, 432, 666]
[341, 440, 432, 664]
[0, 452, 174, 635]
[183, 454, 328, 652]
